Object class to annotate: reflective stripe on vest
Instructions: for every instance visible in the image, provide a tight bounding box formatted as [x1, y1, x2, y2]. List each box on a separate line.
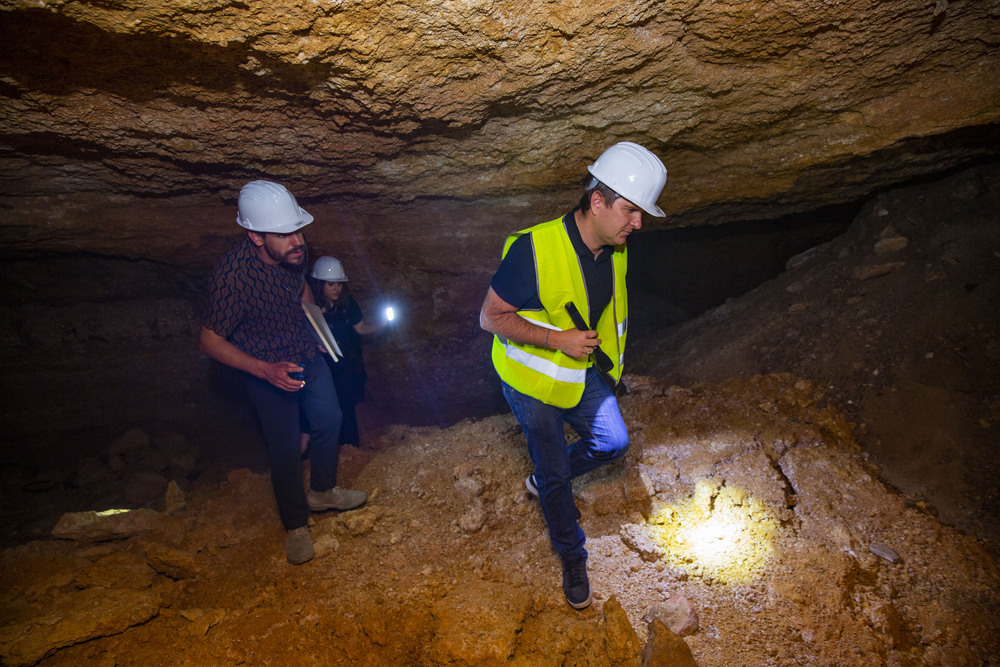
[491, 216, 628, 408]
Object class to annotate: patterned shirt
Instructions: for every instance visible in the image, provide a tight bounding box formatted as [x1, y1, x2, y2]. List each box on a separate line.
[202, 237, 317, 363]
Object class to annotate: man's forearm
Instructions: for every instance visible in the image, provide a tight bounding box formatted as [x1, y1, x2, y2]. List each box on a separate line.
[481, 288, 596, 360]
[480, 287, 553, 349]
[199, 327, 265, 378]
[483, 309, 552, 349]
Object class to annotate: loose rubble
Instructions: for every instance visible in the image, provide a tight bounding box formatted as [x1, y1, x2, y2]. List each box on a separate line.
[1, 374, 997, 665]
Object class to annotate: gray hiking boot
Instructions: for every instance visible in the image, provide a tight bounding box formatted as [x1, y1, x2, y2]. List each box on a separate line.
[286, 526, 314, 565]
[307, 486, 367, 512]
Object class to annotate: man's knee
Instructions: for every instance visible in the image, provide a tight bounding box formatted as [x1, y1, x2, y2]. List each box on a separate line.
[304, 402, 342, 436]
[593, 433, 629, 462]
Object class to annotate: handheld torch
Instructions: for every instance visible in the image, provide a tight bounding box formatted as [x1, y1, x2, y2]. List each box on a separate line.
[564, 301, 624, 394]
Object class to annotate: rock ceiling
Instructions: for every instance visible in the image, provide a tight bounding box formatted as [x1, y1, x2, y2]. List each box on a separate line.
[0, 0, 998, 263]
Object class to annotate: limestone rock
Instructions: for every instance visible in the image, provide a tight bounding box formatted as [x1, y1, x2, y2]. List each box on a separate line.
[602, 595, 642, 665]
[51, 508, 167, 541]
[145, 544, 200, 580]
[874, 236, 909, 256]
[869, 542, 901, 564]
[123, 470, 169, 506]
[642, 618, 698, 667]
[164, 479, 186, 513]
[73, 551, 157, 590]
[336, 507, 378, 537]
[0, 587, 160, 667]
[852, 262, 907, 281]
[108, 427, 152, 456]
[457, 505, 487, 532]
[620, 523, 664, 562]
[453, 476, 484, 500]
[644, 595, 699, 637]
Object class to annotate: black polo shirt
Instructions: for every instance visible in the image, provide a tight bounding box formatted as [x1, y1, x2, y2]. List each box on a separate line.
[490, 210, 613, 329]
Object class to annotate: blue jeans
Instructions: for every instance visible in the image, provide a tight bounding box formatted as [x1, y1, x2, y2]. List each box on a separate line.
[502, 366, 629, 561]
[243, 353, 343, 530]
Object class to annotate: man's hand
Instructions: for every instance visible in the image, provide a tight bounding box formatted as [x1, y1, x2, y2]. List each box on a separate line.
[263, 361, 306, 392]
[200, 326, 305, 392]
[554, 328, 601, 360]
[480, 288, 601, 359]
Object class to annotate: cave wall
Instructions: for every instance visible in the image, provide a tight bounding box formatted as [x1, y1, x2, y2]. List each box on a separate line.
[1, 0, 998, 334]
[0, 0, 998, 355]
[1, 1, 998, 222]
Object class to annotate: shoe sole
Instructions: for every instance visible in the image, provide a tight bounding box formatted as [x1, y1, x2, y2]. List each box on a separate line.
[525, 475, 539, 498]
[308, 498, 366, 512]
[286, 529, 314, 565]
[566, 591, 593, 609]
[287, 551, 314, 565]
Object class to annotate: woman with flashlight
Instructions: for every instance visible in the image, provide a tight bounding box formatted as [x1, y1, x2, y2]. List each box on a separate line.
[308, 256, 388, 447]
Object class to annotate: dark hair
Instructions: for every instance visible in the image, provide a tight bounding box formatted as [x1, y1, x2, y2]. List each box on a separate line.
[578, 174, 620, 213]
[309, 276, 349, 311]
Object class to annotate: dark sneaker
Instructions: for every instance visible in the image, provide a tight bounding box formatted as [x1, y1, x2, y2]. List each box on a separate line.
[525, 474, 539, 498]
[561, 555, 592, 609]
[307, 486, 367, 512]
[286, 526, 314, 565]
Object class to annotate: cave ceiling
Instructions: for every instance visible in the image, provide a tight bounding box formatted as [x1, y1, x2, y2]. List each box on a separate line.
[0, 0, 998, 268]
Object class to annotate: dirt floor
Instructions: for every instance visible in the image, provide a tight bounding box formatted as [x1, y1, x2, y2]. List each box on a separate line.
[0, 162, 998, 665]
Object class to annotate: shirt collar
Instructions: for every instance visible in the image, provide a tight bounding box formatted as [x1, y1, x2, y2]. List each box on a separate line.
[563, 209, 612, 262]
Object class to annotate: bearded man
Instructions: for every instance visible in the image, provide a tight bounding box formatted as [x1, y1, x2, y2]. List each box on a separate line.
[199, 180, 365, 565]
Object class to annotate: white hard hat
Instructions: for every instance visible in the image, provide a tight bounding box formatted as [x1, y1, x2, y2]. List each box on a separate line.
[311, 256, 348, 282]
[587, 142, 667, 217]
[236, 180, 314, 233]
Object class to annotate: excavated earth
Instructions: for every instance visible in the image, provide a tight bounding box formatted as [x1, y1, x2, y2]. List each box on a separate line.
[0, 163, 997, 665]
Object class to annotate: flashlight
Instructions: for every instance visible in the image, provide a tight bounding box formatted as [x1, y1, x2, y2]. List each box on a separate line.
[385, 306, 395, 322]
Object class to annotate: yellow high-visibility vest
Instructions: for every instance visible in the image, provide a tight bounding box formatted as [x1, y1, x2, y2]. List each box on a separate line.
[491, 216, 628, 408]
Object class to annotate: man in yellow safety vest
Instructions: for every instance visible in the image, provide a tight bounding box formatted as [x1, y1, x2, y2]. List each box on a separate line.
[480, 142, 668, 609]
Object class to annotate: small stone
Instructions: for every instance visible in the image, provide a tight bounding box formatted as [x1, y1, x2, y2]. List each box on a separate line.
[108, 427, 152, 456]
[453, 477, 484, 499]
[852, 262, 906, 280]
[644, 595, 699, 637]
[619, 523, 663, 562]
[145, 544, 200, 579]
[452, 463, 475, 478]
[874, 236, 908, 256]
[164, 480, 186, 512]
[869, 542, 900, 564]
[457, 506, 486, 532]
[124, 471, 169, 506]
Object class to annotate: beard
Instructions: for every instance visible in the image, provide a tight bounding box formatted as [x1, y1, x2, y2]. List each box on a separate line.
[263, 239, 308, 270]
